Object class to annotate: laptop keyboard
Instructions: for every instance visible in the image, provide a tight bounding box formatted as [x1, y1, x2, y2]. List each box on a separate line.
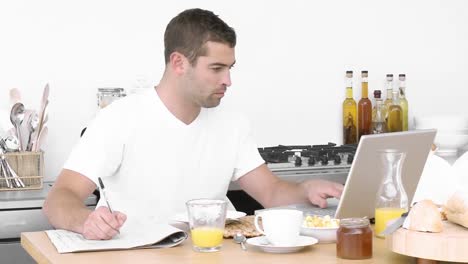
[255, 202, 338, 217]
[302, 207, 337, 217]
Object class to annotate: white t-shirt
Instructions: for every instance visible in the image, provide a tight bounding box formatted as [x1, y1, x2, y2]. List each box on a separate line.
[64, 88, 264, 222]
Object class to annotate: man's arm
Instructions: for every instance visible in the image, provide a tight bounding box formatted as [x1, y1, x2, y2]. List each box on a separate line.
[43, 169, 126, 240]
[237, 164, 343, 208]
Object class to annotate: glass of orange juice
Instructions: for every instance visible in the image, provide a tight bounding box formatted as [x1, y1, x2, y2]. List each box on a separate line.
[186, 199, 227, 252]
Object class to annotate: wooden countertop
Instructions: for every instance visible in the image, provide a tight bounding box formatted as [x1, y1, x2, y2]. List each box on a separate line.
[22, 231, 412, 264]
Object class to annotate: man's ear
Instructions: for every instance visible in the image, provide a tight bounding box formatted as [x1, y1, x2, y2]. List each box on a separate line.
[169, 52, 188, 75]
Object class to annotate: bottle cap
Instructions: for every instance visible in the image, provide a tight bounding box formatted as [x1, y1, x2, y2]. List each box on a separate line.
[386, 74, 393, 81]
[374, 90, 382, 98]
[361, 70, 368, 77]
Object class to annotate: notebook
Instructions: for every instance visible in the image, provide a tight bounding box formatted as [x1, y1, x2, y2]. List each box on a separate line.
[258, 129, 437, 219]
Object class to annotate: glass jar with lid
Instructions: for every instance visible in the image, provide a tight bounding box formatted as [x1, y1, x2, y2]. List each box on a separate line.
[97, 88, 126, 109]
[336, 218, 373, 259]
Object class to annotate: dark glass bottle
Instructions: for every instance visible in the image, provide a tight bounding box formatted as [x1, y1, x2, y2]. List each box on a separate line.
[358, 71, 372, 140]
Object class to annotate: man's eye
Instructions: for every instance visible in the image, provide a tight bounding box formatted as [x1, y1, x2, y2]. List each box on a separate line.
[211, 67, 223, 72]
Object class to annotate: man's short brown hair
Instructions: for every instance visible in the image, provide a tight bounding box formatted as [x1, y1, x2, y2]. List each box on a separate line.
[164, 8, 236, 65]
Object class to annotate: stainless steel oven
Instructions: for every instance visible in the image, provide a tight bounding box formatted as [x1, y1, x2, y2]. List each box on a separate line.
[0, 182, 97, 264]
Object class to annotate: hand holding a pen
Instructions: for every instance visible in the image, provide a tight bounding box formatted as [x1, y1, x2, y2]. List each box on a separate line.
[81, 177, 127, 240]
[82, 206, 127, 240]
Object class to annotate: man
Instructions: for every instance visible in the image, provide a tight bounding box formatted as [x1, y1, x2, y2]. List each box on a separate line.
[43, 8, 343, 240]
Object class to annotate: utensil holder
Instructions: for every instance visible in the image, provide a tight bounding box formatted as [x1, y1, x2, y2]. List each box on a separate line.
[0, 151, 44, 191]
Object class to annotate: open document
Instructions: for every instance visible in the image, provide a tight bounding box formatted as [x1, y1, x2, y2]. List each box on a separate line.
[45, 217, 187, 253]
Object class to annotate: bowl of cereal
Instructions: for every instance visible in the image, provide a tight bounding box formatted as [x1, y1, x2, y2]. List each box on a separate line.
[300, 215, 340, 243]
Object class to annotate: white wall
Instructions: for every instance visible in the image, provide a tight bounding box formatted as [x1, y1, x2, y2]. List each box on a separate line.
[1, 0, 467, 181]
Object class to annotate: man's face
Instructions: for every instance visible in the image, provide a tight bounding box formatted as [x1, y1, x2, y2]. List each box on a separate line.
[184, 41, 235, 108]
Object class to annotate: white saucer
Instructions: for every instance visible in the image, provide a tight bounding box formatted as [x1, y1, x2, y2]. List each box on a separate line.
[246, 236, 318, 253]
[170, 210, 246, 223]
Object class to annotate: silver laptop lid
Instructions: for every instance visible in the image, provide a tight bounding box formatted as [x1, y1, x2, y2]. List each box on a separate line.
[335, 129, 436, 219]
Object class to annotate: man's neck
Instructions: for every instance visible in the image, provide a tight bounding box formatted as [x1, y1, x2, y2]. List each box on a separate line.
[154, 81, 201, 125]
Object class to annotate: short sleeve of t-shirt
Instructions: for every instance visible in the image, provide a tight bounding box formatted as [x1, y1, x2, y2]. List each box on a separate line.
[63, 100, 131, 184]
[231, 115, 265, 181]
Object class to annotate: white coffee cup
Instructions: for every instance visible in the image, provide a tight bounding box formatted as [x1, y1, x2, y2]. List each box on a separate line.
[254, 209, 303, 246]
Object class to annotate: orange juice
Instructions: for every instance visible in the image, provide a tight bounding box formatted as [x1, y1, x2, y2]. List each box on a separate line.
[375, 207, 406, 238]
[191, 227, 224, 248]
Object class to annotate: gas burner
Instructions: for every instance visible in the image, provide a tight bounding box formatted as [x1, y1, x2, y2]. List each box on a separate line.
[258, 143, 357, 171]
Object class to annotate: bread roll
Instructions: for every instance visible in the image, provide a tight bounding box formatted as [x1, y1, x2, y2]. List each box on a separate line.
[407, 199, 443, 233]
[444, 191, 468, 229]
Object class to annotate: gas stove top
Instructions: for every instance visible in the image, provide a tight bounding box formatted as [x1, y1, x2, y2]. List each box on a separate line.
[259, 143, 357, 172]
[229, 143, 356, 191]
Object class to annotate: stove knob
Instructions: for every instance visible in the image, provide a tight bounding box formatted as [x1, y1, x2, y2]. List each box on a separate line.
[308, 156, 316, 166]
[347, 154, 354, 164]
[295, 155, 302, 166]
[321, 156, 328, 165]
[334, 155, 341, 165]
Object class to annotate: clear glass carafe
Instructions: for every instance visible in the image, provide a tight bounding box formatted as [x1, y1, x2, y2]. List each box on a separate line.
[374, 149, 408, 238]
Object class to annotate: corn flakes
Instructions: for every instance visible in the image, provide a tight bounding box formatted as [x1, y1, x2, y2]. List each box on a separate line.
[303, 215, 340, 228]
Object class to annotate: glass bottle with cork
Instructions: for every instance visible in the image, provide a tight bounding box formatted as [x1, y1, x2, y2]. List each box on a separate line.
[387, 91, 403, 132]
[358, 71, 372, 140]
[398, 74, 409, 131]
[342, 71, 358, 144]
[383, 74, 393, 130]
[371, 90, 387, 134]
[374, 149, 408, 238]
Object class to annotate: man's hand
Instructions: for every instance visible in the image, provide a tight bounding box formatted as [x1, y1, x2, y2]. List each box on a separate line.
[301, 179, 344, 208]
[82, 206, 127, 240]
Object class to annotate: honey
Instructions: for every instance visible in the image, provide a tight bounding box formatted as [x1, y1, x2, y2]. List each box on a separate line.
[336, 218, 373, 260]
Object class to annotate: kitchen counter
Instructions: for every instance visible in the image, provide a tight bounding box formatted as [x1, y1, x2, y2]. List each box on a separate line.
[22, 231, 412, 264]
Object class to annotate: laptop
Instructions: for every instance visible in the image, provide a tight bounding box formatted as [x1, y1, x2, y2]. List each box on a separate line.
[257, 129, 437, 219]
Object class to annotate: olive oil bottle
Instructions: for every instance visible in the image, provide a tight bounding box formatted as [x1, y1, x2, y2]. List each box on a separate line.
[372, 90, 387, 134]
[358, 71, 372, 140]
[398, 74, 408, 131]
[383, 74, 394, 131]
[387, 91, 403, 132]
[343, 71, 357, 144]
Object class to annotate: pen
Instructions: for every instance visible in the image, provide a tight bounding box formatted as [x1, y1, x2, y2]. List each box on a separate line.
[98, 177, 114, 214]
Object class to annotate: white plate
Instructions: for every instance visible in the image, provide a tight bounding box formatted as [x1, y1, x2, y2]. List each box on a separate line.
[246, 236, 318, 253]
[170, 210, 246, 223]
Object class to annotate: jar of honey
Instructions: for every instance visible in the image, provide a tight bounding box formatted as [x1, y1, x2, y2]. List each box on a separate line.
[336, 218, 373, 259]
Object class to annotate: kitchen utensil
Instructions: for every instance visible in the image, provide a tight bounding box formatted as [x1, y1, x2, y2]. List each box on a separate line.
[0, 147, 25, 188]
[234, 233, 247, 250]
[10, 103, 25, 151]
[25, 111, 36, 151]
[18, 110, 34, 152]
[33, 126, 48, 152]
[0, 138, 7, 152]
[380, 212, 408, 236]
[0, 154, 12, 188]
[4, 134, 20, 152]
[34, 84, 49, 150]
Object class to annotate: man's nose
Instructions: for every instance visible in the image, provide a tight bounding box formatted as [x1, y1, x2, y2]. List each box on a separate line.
[223, 71, 232, 87]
